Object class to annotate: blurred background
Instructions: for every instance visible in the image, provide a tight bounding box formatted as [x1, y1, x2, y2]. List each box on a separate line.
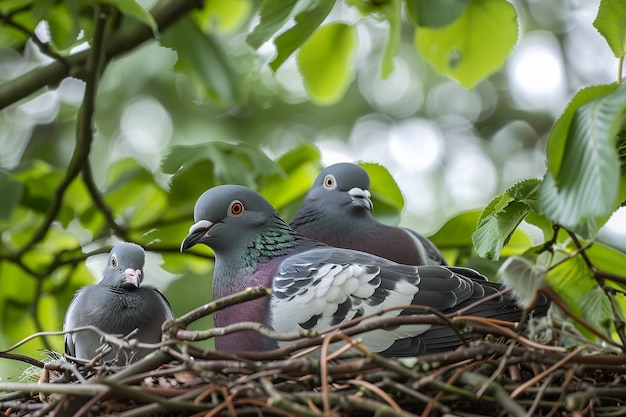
[1, 0, 625, 378]
[2, 0, 621, 235]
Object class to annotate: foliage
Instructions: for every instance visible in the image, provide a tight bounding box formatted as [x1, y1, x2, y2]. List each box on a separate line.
[1, 0, 626, 396]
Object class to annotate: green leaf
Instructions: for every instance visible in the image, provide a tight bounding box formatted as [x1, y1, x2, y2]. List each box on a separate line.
[162, 142, 281, 187]
[195, 0, 251, 33]
[103, 159, 167, 229]
[406, 0, 470, 28]
[414, 0, 518, 89]
[168, 160, 218, 217]
[546, 254, 596, 320]
[261, 143, 322, 217]
[269, 0, 336, 71]
[12, 160, 64, 216]
[160, 16, 242, 105]
[297, 22, 358, 105]
[593, 0, 626, 58]
[546, 84, 618, 178]
[361, 162, 404, 224]
[96, 0, 158, 35]
[472, 179, 540, 260]
[46, 3, 81, 51]
[246, 0, 316, 48]
[430, 210, 480, 249]
[578, 286, 613, 338]
[274, 142, 321, 174]
[497, 255, 546, 308]
[617, 129, 626, 175]
[585, 242, 626, 292]
[539, 82, 626, 238]
[0, 172, 23, 220]
[160, 16, 241, 106]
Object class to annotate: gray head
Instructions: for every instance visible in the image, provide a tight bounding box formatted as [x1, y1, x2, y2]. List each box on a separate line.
[102, 242, 145, 289]
[180, 185, 285, 254]
[304, 163, 373, 213]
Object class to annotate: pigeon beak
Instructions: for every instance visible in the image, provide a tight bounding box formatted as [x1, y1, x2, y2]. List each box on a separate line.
[124, 268, 141, 288]
[180, 219, 215, 251]
[347, 187, 373, 211]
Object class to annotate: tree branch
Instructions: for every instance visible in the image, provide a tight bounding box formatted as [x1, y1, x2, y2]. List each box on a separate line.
[0, 0, 203, 110]
[15, 4, 108, 257]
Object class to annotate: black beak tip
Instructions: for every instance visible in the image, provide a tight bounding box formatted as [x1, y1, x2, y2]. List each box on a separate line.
[180, 234, 197, 252]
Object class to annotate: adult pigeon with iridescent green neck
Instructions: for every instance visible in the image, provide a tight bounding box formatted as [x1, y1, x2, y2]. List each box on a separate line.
[290, 162, 447, 266]
[63, 242, 174, 364]
[180, 185, 534, 356]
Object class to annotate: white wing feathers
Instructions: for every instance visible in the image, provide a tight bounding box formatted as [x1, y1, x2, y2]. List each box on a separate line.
[270, 248, 432, 352]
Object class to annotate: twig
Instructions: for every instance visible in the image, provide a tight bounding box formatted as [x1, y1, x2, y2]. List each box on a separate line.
[347, 378, 403, 412]
[475, 342, 515, 398]
[0, 382, 107, 396]
[510, 345, 585, 399]
[81, 162, 128, 239]
[0, 9, 72, 66]
[261, 377, 325, 417]
[525, 373, 554, 417]
[166, 286, 271, 331]
[459, 372, 527, 417]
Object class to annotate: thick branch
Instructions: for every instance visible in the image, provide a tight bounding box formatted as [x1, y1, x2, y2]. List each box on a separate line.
[0, 0, 203, 110]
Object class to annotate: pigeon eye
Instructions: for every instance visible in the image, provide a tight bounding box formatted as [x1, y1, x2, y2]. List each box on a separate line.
[229, 200, 244, 216]
[323, 174, 337, 190]
[110, 254, 118, 268]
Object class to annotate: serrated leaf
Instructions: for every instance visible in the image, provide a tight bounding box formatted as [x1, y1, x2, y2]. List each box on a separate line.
[160, 16, 241, 106]
[246, 0, 316, 48]
[96, 0, 158, 35]
[414, 0, 518, 89]
[406, 0, 470, 28]
[546, 84, 618, 178]
[297, 22, 357, 105]
[593, 0, 626, 58]
[269, 0, 336, 71]
[539, 82, 626, 238]
[472, 179, 540, 260]
[0, 172, 23, 220]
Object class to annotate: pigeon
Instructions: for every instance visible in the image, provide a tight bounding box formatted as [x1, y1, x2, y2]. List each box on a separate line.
[181, 185, 535, 356]
[290, 162, 447, 266]
[63, 242, 174, 364]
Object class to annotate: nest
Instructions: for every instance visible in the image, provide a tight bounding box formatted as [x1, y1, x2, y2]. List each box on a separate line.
[2, 288, 626, 417]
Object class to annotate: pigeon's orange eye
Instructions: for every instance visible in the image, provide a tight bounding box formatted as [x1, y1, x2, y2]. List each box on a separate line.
[111, 255, 118, 268]
[229, 200, 244, 216]
[323, 174, 337, 190]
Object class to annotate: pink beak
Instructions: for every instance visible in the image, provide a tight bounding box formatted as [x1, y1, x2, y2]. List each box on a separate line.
[124, 268, 142, 287]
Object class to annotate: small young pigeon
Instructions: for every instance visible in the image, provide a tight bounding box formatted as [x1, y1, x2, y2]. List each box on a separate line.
[63, 243, 174, 364]
[181, 185, 534, 356]
[290, 163, 447, 266]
